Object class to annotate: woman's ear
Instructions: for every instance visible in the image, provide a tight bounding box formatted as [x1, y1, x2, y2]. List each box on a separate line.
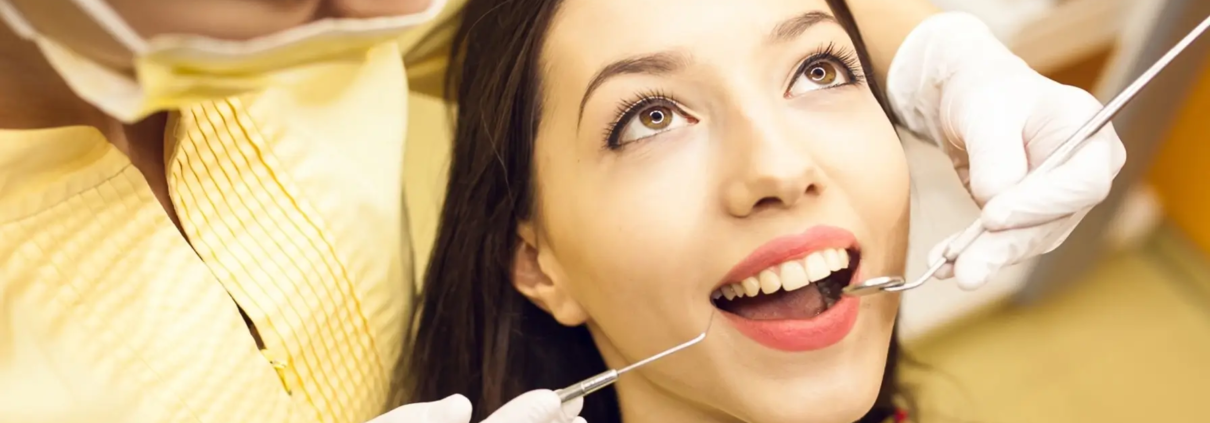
[513, 222, 589, 326]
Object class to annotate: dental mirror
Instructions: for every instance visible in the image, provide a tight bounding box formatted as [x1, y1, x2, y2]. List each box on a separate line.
[843, 276, 905, 297]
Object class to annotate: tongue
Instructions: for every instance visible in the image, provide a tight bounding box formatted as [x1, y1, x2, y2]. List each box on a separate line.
[721, 284, 827, 320]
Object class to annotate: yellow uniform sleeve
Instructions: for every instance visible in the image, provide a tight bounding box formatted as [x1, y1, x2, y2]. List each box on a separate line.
[397, 0, 467, 282]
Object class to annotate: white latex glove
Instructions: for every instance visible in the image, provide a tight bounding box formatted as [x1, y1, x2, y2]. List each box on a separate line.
[888, 12, 1127, 290]
[481, 390, 585, 423]
[369, 390, 584, 423]
[369, 394, 472, 423]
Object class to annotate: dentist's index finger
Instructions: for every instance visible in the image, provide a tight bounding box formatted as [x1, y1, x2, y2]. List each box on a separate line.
[979, 129, 1118, 231]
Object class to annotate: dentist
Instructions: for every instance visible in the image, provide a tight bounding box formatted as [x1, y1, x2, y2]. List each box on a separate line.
[0, 1, 1121, 423]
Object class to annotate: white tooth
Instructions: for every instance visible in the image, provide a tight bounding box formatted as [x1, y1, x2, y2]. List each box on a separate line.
[805, 252, 830, 282]
[780, 261, 810, 291]
[758, 270, 780, 294]
[731, 283, 747, 298]
[741, 277, 761, 297]
[723, 285, 737, 300]
[824, 249, 844, 271]
[712, 290, 722, 300]
[840, 250, 850, 268]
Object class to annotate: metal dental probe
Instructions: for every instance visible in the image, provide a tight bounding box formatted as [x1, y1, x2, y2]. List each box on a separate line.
[556, 310, 716, 404]
[843, 15, 1210, 297]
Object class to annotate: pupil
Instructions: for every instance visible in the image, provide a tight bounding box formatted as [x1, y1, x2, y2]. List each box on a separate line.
[649, 111, 664, 123]
[810, 66, 827, 80]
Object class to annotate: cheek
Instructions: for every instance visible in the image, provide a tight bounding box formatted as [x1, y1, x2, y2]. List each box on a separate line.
[798, 93, 911, 244]
[544, 152, 710, 284]
[534, 139, 716, 362]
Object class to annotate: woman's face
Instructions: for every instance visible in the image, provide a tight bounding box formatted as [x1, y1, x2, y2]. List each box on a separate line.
[515, 0, 910, 421]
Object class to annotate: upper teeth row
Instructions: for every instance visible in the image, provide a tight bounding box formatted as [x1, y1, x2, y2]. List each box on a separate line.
[714, 248, 851, 301]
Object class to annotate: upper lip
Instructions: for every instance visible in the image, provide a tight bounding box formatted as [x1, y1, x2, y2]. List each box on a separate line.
[714, 225, 859, 292]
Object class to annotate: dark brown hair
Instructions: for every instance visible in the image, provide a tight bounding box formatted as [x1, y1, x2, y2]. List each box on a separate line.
[408, 1, 907, 422]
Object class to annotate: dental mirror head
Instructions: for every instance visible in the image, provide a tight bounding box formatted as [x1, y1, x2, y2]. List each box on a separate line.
[842, 275, 905, 297]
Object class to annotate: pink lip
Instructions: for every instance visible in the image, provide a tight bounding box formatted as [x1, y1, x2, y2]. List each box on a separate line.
[714, 225, 861, 352]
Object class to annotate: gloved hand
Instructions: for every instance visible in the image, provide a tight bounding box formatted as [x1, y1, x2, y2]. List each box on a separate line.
[368, 390, 584, 423]
[481, 390, 585, 423]
[368, 394, 472, 423]
[887, 12, 1127, 290]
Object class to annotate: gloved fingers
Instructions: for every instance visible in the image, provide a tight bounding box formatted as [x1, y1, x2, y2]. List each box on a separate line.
[561, 396, 584, 422]
[370, 394, 472, 423]
[979, 133, 1115, 231]
[571, 418, 587, 423]
[950, 219, 1073, 290]
[1041, 221, 1077, 255]
[926, 232, 961, 280]
[482, 390, 580, 423]
[1037, 210, 1087, 255]
[945, 79, 1035, 206]
[1020, 84, 1127, 172]
[927, 209, 1084, 290]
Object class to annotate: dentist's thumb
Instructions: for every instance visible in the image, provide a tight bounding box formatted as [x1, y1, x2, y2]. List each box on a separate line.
[482, 390, 585, 423]
[369, 394, 472, 423]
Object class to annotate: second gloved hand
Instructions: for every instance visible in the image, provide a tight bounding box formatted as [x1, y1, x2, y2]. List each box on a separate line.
[888, 12, 1127, 290]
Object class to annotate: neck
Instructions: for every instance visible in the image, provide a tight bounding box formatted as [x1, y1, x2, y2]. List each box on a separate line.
[0, 25, 177, 221]
[0, 24, 170, 178]
[0, 25, 116, 132]
[613, 372, 736, 423]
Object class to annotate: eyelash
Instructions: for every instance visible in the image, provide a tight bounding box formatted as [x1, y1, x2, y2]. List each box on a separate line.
[602, 88, 685, 150]
[791, 42, 865, 95]
[602, 43, 866, 150]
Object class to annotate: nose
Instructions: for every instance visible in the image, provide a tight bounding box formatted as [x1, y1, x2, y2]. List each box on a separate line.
[323, 0, 434, 18]
[721, 111, 823, 217]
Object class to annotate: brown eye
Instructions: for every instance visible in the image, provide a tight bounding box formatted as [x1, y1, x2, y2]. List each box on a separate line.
[786, 57, 852, 97]
[639, 106, 673, 130]
[614, 99, 694, 145]
[806, 62, 837, 85]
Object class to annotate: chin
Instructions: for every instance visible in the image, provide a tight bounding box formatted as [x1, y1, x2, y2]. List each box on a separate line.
[728, 357, 888, 423]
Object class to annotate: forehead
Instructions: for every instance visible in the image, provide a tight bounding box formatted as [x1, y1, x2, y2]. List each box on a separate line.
[540, 0, 840, 100]
[548, 0, 836, 48]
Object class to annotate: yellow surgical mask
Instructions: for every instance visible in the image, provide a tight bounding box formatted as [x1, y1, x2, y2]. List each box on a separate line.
[0, 0, 446, 123]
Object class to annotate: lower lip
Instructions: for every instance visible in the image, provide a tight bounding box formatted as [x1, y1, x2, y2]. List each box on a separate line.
[720, 269, 862, 352]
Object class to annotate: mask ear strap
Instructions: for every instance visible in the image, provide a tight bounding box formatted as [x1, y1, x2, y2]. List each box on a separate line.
[68, 0, 149, 54]
[0, 0, 36, 39]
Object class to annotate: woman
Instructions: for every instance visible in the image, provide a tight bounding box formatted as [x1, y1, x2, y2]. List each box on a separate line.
[410, 0, 913, 422]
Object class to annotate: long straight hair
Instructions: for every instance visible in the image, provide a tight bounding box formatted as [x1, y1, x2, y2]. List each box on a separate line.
[407, 1, 906, 422]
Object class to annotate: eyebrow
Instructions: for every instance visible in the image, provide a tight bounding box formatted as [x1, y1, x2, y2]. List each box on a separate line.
[575, 11, 838, 124]
[769, 11, 837, 43]
[577, 51, 690, 124]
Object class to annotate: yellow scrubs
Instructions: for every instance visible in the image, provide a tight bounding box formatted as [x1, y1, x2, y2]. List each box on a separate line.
[0, 2, 464, 422]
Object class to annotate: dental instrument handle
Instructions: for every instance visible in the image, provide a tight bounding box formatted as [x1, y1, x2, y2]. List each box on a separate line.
[555, 311, 716, 404]
[886, 14, 1210, 293]
[556, 369, 619, 403]
[1028, 15, 1210, 178]
[617, 329, 708, 375]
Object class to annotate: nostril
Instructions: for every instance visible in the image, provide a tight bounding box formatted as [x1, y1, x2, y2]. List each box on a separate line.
[753, 197, 782, 211]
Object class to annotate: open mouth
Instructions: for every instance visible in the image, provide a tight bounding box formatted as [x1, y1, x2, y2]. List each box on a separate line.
[710, 248, 859, 321]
